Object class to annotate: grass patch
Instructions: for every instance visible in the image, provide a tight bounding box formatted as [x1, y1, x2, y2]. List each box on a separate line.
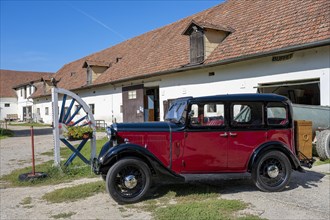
[155, 199, 245, 220]
[314, 158, 330, 166]
[0, 128, 14, 139]
[0, 138, 108, 187]
[51, 212, 76, 219]
[127, 184, 261, 220]
[42, 181, 105, 203]
[20, 197, 32, 205]
[9, 122, 51, 127]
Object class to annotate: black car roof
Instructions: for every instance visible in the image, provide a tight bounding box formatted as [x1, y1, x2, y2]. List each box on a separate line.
[189, 93, 289, 103]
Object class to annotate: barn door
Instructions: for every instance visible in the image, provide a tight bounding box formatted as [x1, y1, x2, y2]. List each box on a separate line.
[122, 84, 144, 122]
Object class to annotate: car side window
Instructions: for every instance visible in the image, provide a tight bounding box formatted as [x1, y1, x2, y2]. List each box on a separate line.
[231, 102, 263, 128]
[190, 103, 225, 127]
[267, 103, 288, 126]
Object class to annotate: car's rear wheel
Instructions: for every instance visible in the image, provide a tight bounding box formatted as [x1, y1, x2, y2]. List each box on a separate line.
[252, 151, 291, 192]
[106, 158, 151, 204]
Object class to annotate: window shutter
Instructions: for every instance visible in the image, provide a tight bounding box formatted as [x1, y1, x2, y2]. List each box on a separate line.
[190, 27, 204, 64]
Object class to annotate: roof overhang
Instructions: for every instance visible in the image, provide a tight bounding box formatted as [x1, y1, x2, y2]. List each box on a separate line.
[82, 60, 111, 68]
[182, 20, 234, 35]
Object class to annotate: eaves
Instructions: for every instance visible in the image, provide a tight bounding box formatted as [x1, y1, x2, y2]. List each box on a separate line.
[33, 39, 330, 99]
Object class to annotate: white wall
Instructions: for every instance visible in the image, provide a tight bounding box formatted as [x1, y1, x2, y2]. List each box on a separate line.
[32, 45, 329, 125]
[34, 85, 123, 125]
[0, 97, 18, 121]
[16, 85, 36, 120]
[159, 46, 330, 119]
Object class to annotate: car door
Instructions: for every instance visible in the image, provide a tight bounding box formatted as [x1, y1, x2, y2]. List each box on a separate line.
[182, 102, 228, 173]
[227, 102, 267, 171]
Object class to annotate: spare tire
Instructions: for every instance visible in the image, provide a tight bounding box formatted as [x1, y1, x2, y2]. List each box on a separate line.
[316, 130, 330, 160]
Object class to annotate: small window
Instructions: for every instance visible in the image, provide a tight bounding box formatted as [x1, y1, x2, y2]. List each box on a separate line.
[45, 107, 49, 115]
[89, 104, 95, 114]
[37, 108, 40, 115]
[190, 103, 225, 127]
[231, 103, 263, 128]
[128, 90, 137, 99]
[24, 86, 27, 99]
[267, 103, 288, 126]
[4, 103, 10, 107]
[20, 88, 23, 97]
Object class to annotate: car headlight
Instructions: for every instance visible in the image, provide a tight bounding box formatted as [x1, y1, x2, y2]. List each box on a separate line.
[106, 125, 117, 140]
[106, 126, 112, 139]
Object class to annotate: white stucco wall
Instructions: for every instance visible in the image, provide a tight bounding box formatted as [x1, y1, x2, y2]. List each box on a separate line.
[0, 97, 18, 121]
[34, 85, 123, 125]
[16, 85, 36, 120]
[159, 46, 330, 119]
[32, 45, 329, 125]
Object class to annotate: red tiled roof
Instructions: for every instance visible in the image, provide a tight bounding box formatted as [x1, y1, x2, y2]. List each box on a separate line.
[36, 0, 330, 97]
[0, 69, 53, 98]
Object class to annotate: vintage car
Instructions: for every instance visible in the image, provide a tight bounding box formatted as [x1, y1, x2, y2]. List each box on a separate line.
[93, 93, 304, 204]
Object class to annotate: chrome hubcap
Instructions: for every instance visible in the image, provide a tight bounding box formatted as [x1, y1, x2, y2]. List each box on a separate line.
[124, 175, 137, 189]
[267, 165, 279, 178]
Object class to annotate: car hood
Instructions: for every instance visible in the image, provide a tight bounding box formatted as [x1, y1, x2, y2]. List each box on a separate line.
[114, 121, 184, 132]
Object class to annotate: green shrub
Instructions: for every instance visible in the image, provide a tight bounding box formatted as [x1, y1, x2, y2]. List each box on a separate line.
[0, 128, 14, 139]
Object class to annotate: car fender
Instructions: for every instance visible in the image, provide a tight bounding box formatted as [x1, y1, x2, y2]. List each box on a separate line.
[98, 143, 185, 182]
[247, 141, 304, 172]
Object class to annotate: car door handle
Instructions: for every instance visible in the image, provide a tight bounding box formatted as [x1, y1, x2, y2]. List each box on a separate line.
[229, 132, 237, 137]
[220, 132, 228, 137]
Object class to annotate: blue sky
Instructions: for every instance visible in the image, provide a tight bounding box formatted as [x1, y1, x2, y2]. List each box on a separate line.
[1, 0, 222, 73]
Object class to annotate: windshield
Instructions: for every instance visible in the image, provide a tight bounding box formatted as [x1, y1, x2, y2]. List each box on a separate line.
[165, 100, 188, 124]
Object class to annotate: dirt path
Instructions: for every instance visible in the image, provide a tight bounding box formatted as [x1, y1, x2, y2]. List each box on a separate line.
[0, 126, 151, 220]
[1, 126, 329, 219]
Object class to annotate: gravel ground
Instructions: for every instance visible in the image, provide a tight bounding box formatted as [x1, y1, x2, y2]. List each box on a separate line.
[1, 125, 329, 219]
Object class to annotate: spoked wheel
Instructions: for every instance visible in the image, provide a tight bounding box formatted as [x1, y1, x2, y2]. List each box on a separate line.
[252, 151, 291, 192]
[55, 89, 96, 166]
[106, 158, 151, 204]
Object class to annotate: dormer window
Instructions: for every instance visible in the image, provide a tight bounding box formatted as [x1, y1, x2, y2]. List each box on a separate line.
[83, 60, 111, 85]
[183, 20, 233, 65]
[189, 25, 204, 64]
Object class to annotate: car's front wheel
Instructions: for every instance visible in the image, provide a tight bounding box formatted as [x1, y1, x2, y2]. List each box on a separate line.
[106, 158, 151, 204]
[252, 151, 292, 192]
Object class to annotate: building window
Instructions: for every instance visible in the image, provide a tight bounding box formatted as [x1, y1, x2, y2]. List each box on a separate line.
[89, 104, 95, 114]
[4, 103, 10, 107]
[45, 107, 49, 115]
[20, 88, 23, 97]
[128, 90, 137, 99]
[37, 108, 40, 115]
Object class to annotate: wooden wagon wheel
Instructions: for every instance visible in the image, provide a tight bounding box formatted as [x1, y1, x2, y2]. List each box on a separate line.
[52, 87, 96, 167]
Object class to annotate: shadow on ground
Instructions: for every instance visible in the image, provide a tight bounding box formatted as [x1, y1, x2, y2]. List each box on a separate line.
[11, 127, 53, 137]
[147, 170, 325, 199]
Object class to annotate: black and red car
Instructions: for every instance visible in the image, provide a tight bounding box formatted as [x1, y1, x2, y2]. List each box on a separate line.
[93, 93, 304, 204]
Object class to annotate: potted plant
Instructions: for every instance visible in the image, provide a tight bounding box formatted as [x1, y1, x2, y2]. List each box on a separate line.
[66, 126, 93, 140]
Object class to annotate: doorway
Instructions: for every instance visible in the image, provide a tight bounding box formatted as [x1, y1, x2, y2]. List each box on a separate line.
[122, 85, 159, 122]
[23, 106, 32, 121]
[144, 87, 159, 122]
[257, 79, 320, 105]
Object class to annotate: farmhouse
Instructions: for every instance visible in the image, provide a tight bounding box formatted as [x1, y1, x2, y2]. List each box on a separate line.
[28, 0, 330, 125]
[0, 69, 53, 121]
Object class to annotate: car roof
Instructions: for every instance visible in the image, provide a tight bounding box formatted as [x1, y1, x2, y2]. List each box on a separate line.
[189, 93, 289, 103]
